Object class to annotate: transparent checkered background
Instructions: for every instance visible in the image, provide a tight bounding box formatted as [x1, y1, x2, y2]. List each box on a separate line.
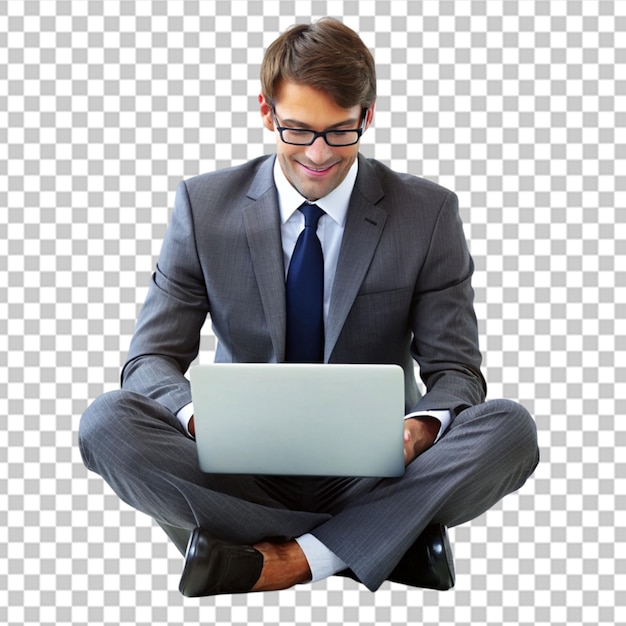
[1, 0, 625, 624]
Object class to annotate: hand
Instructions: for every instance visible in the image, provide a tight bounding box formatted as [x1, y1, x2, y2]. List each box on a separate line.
[403, 417, 439, 467]
[188, 415, 195, 438]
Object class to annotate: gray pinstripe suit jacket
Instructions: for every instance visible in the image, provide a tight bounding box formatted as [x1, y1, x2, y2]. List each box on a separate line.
[121, 153, 486, 423]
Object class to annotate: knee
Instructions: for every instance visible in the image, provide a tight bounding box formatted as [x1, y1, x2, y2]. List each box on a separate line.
[485, 398, 539, 469]
[80, 389, 130, 438]
[78, 389, 146, 471]
[489, 398, 536, 434]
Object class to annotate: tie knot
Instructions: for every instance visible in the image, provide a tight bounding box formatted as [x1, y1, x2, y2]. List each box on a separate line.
[299, 203, 325, 228]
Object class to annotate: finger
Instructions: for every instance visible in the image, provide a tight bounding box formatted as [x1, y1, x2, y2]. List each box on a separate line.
[403, 442, 413, 466]
[404, 448, 413, 467]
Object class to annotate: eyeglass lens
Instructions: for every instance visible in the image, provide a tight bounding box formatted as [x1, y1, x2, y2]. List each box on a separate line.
[280, 129, 360, 146]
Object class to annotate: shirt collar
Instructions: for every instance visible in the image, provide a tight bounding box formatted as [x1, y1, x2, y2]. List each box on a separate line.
[273, 156, 358, 227]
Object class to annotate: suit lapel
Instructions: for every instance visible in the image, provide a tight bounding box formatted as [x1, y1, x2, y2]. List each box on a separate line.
[241, 154, 388, 363]
[242, 157, 287, 361]
[325, 156, 387, 361]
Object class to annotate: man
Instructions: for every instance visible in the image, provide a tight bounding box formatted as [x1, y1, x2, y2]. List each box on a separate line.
[79, 18, 539, 595]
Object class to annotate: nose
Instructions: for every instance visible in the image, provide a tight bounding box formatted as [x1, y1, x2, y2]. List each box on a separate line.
[304, 135, 335, 165]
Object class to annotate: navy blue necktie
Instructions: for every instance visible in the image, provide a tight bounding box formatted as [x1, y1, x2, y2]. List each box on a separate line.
[286, 203, 325, 362]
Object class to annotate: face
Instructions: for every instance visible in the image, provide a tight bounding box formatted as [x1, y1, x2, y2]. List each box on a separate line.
[260, 81, 374, 201]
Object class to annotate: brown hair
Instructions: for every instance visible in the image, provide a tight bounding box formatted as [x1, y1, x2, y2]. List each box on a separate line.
[261, 18, 377, 109]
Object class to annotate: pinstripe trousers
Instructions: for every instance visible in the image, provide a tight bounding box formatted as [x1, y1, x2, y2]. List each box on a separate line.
[79, 390, 539, 591]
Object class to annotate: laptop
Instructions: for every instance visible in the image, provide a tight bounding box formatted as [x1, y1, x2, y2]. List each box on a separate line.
[190, 363, 405, 477]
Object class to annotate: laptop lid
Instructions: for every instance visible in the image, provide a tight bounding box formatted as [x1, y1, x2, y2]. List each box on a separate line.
[190, 363, 405, 477]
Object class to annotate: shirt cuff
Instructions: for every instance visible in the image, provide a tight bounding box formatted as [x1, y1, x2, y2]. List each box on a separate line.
[404, 409, 451, 443]
[176, 402, 195, 437]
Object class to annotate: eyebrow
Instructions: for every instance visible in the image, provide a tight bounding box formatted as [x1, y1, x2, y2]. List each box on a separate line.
[277, 114, 361, 130]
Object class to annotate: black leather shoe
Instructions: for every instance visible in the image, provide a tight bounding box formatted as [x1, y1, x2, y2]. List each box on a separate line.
[387, 524, 455, 590]
[179, 527, 264, 597]
[336, 524, 455, 590]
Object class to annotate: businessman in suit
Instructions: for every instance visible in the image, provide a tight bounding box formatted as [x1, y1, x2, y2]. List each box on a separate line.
[79, 18, 539, 595]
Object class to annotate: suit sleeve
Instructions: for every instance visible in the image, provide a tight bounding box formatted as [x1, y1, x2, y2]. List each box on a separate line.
[410, 191, 487, 418]
[121, 180, 209, 416]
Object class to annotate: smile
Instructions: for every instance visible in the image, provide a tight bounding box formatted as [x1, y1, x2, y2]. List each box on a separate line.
[299, 162, 337, 176]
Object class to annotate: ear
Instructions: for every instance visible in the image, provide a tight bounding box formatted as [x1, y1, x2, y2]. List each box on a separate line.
[259, 93, 274, 131]
[364, 102, 376, 132]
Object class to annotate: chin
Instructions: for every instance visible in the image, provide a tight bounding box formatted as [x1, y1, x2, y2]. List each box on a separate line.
[299, 181, 335, 201]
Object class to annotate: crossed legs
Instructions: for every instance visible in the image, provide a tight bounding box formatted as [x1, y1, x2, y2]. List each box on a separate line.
[79, 390, 538, 591]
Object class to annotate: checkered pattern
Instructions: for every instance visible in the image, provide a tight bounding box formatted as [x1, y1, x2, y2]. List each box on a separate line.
[1, 0, 625, 624]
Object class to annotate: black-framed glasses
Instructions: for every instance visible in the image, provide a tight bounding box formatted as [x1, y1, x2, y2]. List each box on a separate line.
[272, 108, 368, 147]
